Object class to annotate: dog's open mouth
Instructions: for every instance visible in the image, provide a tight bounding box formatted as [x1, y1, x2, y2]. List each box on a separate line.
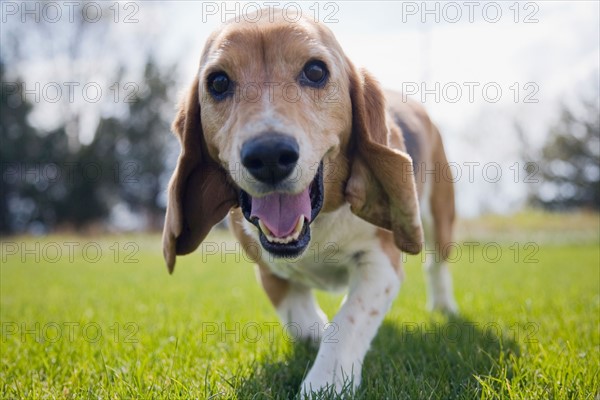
[239, 162, 324, 257]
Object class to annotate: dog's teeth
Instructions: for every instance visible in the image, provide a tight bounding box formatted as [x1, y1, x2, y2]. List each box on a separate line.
[291, 216, 305, 241]
[260, 215, 306, 244]
[258, 220, 272, 236]
[295, 216, 305, 233]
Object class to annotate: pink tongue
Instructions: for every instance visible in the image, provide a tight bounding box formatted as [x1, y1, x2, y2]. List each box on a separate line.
[250, 188, 312, 237]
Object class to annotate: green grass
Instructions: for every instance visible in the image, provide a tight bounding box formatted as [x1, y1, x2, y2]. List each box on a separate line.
[1, 213, 599, 399]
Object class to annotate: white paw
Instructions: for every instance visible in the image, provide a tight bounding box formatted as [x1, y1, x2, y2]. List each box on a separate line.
[299, 359, 361, 398]
[277, 289, 328, 345]
[427, 293, 459, 315]
[282, 320, 326, 346]
[425, 262, 459, 315]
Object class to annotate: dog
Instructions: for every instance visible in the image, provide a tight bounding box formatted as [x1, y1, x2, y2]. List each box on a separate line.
[162, 8, 457, 396]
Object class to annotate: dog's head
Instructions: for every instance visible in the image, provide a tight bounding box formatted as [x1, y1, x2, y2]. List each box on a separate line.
[163, 9, 423, 272]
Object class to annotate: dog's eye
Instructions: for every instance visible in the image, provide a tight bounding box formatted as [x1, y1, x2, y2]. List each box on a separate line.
[207, 72, 231, 98]
[301, 60, 328, 87]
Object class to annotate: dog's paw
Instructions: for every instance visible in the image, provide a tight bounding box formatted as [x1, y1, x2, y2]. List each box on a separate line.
[281, 319, 327, 347]
[427, 293, 459, 315]
[299, 360, 360, 398]
[425, 262, 459, 315]
[278, 299, 328, 346]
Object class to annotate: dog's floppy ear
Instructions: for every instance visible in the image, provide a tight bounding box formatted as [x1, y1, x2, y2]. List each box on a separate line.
[345, 68, 423, 254]
[163, 75, 237, 273]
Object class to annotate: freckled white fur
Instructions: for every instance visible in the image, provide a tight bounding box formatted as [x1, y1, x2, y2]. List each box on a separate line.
[242, 185, 457, 394]
[246, 205, 402, 394]
[300, 250, 400, 395]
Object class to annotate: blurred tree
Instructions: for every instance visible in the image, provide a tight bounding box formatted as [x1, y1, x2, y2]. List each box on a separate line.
[112, 59, 175, 229]
[531, 96, 600, 210]
[1, 3, 178, 234]
[1, 60, 117, 233]
[1, 56, 176, 234]
[1, 60, 41, 234]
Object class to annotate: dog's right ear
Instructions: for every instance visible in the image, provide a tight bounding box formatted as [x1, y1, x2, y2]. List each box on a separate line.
[162, 75, 237, 273]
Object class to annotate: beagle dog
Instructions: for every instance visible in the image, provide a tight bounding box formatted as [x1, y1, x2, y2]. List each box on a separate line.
[163, 9, 457, 395]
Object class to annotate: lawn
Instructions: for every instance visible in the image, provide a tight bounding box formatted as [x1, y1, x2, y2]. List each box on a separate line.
[1, 212, 599, 399]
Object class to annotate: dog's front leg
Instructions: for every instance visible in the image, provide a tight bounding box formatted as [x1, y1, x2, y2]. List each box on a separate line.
[257, 264, 328, 343]
[300, 251, 400, 396]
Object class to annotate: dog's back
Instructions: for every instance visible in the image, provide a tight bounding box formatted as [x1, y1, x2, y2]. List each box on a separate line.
[386, 91, 457, 311]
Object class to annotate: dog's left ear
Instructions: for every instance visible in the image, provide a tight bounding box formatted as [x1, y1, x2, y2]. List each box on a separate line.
[345, 68, 423, 254]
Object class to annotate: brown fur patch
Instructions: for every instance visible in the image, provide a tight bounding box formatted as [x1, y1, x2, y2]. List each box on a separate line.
[257, 265, 290, 308]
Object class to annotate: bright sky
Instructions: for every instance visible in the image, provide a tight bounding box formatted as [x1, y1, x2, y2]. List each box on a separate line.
[3, 1, 599, 216]
[161, 1, 600, 216]
[156, 1, 599, 124]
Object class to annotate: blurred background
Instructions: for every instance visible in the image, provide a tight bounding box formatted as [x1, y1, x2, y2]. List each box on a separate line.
[1, 0, 598, 236]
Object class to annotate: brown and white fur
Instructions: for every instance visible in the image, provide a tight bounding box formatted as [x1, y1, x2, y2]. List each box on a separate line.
[162, 9, 457, 396]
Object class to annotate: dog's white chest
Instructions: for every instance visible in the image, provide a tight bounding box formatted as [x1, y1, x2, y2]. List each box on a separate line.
[249, 204, 378, 291]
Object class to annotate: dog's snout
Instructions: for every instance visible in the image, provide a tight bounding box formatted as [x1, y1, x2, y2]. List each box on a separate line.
[241, 133, 299, 184]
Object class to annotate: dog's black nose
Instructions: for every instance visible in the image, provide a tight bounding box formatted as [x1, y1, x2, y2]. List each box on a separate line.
[241, 133, 299, 184]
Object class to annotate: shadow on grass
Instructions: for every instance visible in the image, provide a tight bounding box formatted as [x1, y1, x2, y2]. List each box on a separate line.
[231, 341, 318, 399]
[233, 316, 520, 399]
[361, 315, 521, 398]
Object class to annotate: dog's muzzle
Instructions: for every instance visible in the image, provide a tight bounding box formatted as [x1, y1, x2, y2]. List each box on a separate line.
[239, 162, 324, 258]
